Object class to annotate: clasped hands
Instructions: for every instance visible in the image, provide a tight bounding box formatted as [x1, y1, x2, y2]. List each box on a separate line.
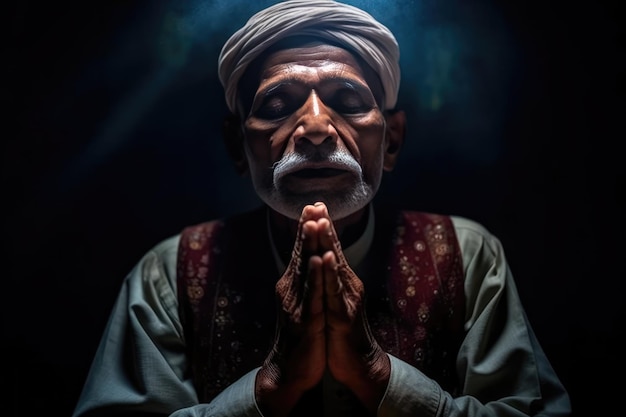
[255, 202, 390, 416]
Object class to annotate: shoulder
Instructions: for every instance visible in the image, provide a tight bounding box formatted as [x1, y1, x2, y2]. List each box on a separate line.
[178, 207, 266, 247]
[128, 234, 182, 292]
[146, 233, 181, 267]
[168, 206, 268, 257]
[393, 209, 506, 270]
[395, 209, 500, 249]
[449, 215, 503, 257]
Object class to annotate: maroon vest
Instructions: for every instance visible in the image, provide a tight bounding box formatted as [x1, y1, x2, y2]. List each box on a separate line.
[177, 207, 465, 403]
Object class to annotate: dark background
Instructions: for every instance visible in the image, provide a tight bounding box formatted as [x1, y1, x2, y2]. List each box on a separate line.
[4, 0, 623, 416]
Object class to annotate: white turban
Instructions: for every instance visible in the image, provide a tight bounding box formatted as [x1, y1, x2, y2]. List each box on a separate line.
[218, 0, 401, 113]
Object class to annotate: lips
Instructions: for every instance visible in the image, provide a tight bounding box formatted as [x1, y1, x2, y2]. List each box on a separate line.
[289, 167, 348, 178]
[273, 154, 362, 184]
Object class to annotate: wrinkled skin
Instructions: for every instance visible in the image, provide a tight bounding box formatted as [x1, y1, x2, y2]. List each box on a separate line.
[224, 42, 405, 416]
[238, 43, 398, 222]
[256, 202, 389, 416]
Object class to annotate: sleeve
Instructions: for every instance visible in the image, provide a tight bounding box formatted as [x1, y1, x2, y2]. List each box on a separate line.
[377, 218, 572, 417]
[71, 236, 264, 417]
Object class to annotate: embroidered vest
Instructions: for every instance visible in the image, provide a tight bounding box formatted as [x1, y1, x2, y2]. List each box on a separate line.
[177, 206, 465, 404]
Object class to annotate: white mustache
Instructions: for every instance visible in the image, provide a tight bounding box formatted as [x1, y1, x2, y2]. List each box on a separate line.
[272, 150, 362, 183]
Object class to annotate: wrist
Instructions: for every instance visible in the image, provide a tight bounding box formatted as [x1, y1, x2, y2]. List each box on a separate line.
[255, 365, 306, 417]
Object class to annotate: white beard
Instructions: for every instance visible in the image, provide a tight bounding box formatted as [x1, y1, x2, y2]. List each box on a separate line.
[254, 149, 380, 221]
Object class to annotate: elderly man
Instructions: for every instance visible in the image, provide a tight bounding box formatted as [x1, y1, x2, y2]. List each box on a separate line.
[73, 1, 572, 416]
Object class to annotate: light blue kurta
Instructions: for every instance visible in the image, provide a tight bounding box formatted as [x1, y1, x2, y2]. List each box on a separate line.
[73, 207, 571, 416]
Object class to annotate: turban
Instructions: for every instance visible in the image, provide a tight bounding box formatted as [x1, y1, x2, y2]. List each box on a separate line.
[218, 0, 401, 113]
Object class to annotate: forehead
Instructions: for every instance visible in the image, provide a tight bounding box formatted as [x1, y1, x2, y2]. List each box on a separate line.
[257, 43, 371, 89]
[236, 41, 384, 116]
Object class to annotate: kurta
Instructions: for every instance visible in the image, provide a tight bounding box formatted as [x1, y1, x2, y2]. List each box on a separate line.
[72, 204, 572, 417]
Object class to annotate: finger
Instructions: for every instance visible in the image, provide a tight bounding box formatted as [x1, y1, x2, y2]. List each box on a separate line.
[284, 214, 319, 286]
[301, 202, 327, 222]
[290, 206, 317, 260]
[277, 208, 322, 318]
[315, 205, 347, 261]
[297, 203, 325, 258]
[326, 252, 365, 322]
[322, 250, 344, 313]
[317, 217, 333, 251]
[301, 220, 319, 256]
[305, 255, 325, 325]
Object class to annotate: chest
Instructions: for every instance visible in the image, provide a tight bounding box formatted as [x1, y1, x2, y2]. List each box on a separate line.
[177, 209, 466, 403]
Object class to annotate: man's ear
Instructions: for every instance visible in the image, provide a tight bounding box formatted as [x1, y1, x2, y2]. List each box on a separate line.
[383, 109, 406, 171]
[222, 114, 249, 176]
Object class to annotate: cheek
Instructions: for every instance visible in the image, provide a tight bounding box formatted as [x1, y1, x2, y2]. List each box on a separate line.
[360, 142, 386, 179]
[242, 137, 270, 177]
[351, 116, 386, 157]
[244, 119, 292, 163]
[352, 120, 386, 178]
[332, 113, 383, 159]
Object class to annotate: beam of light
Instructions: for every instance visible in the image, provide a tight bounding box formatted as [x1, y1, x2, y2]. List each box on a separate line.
[58, 67, 175, 186]
[43, 0, 288, 200]
[43, 6, 194, 199]
[184, 0, 519, 165]
[43, 0, 517, 203]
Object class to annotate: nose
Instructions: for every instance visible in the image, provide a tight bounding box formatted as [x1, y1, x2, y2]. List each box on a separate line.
[292, 90, 339, 147]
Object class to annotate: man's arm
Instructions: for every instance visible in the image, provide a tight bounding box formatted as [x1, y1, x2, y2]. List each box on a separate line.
[378, 218, 572, 416]
[225, 215, 571, 417]
[72, 235, 263, 417]
[255, 203, 390, 416]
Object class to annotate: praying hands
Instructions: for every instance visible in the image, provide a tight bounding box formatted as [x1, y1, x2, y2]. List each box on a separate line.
[255, 202, 390, 416]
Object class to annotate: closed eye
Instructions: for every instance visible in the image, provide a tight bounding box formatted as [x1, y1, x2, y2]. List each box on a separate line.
[254, 92, 299, 120]
[327, 88, 373, 114]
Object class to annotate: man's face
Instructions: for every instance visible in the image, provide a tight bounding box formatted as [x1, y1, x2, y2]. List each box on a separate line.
[241, 43, 389, 221]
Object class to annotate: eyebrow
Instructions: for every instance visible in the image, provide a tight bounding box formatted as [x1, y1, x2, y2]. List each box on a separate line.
[257, 76, 373, 97]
